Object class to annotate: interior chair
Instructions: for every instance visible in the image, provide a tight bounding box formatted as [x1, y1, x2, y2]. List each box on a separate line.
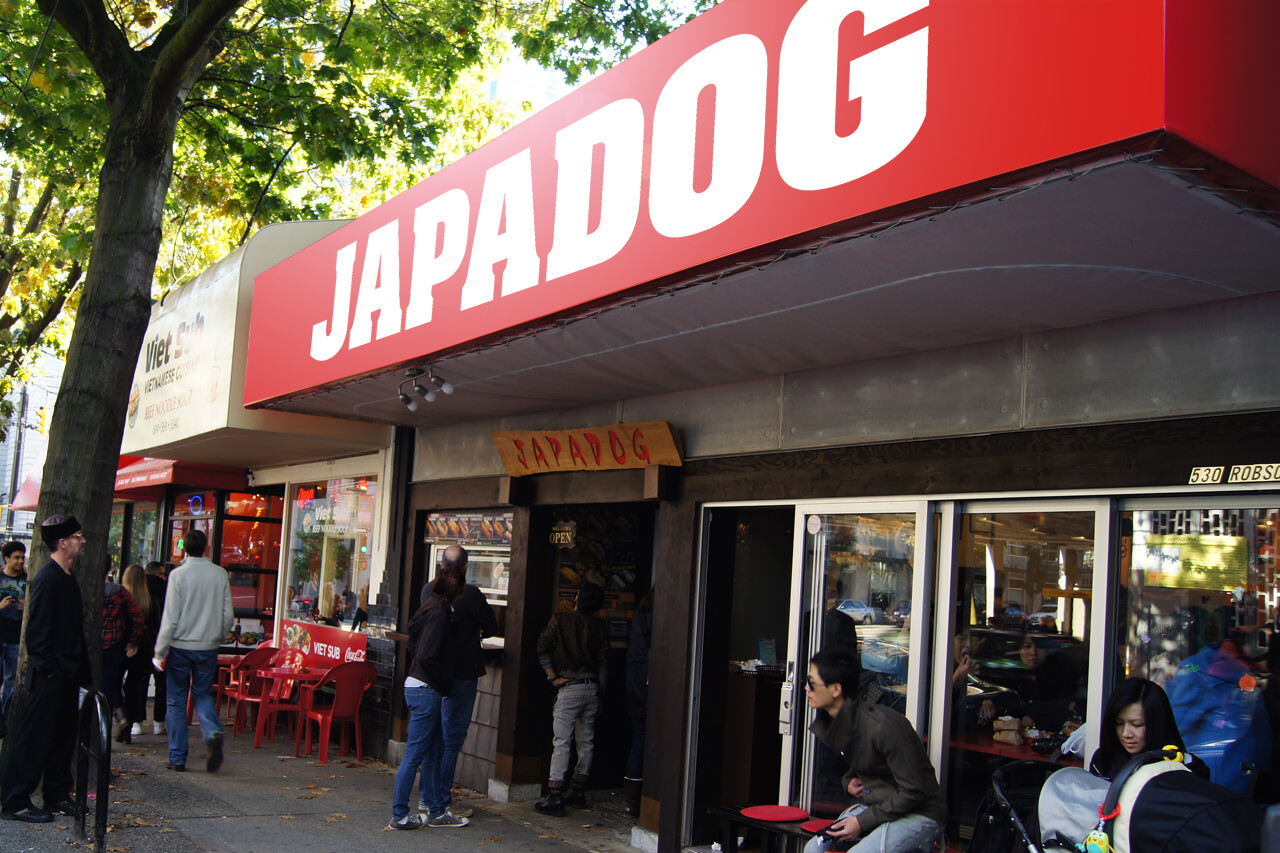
[295, 661, 378, 764]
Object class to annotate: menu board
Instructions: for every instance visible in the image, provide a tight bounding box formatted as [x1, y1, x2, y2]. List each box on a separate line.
[552, 507, 645, 646]
[424, 511, 512, 546]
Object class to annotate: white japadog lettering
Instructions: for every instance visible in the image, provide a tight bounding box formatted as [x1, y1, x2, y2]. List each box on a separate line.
[649, 34, 767, 239]
[405, 189, 471, 330]
[346, 220, 403, 349]
[460, 149, 540, 310]
[546, 99, 644, 282]
[310, 242, 357, 361]
[776, 0, 929, 191]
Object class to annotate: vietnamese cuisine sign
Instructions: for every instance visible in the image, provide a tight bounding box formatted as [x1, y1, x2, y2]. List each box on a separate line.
[492, 421, 683, 476]
[122, 262, 238, 451]
[1139, 534, 1247, 591]
[245, 0, 1162, 405]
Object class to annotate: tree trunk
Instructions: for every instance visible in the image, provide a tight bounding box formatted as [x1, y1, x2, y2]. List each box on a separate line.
[8, 82, 180, 737]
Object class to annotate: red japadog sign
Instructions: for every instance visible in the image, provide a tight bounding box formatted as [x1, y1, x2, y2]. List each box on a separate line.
[245, 0, 1163, 405]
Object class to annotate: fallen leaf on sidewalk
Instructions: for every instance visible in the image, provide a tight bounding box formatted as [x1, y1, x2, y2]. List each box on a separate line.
[321, 813, 348, 822]
[482, 836, 504, 842]
[106, 846, 131, 851]
[297, 793, 320, 799]
[278, 814, 297, 819]
[538, 834, 558, 839]
[301, 784, 318, 789]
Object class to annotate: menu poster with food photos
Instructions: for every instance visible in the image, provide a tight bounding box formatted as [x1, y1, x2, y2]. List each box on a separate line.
[424, 512, 512, 545]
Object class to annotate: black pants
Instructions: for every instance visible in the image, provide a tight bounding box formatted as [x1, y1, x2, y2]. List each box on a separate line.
[102, 644, 127, 715]
[123, 645, 159, 724]
[0, 673, 78, 811]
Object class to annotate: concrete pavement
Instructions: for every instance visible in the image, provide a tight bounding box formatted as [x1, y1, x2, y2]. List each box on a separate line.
[0, 719, 639, 853]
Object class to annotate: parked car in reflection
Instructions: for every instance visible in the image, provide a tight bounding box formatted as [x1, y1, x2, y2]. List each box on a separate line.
[889, 599, 912, 627]
[836, 599, 885, 624]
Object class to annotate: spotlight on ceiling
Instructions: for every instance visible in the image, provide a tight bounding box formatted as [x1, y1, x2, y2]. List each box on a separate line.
[397, 366, 453, 411]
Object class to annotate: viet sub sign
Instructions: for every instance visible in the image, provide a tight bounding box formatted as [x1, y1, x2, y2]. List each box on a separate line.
[493, 421, 682, 476]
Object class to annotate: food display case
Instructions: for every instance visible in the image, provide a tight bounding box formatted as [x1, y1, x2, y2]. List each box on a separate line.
[425, 511, 512, 649]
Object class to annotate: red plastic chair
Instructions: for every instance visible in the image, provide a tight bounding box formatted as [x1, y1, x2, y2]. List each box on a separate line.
[186, 645, 278, 723]
[295, 661, 378, 764]
[253, 651, 314, 748]
[216, 645, 277, 718]
[230, 648, 303, 737]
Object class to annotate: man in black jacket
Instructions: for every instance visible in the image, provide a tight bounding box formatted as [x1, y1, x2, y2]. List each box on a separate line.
[534, 582, 608, 817]
[0, 515, 92, 823]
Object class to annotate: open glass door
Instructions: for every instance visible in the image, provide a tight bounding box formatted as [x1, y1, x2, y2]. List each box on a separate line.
[782, 503, 935, 816]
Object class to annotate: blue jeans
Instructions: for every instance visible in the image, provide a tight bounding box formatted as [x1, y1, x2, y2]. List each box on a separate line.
[165, 648, 221, 767]
[0, 641, 19, 724]
[393, 684, 445, 821]
[802, 808, 942, 853]
[421, 677, 478, 811]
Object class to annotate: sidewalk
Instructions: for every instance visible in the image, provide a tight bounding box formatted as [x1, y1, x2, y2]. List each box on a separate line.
[0, 719, 640, 853]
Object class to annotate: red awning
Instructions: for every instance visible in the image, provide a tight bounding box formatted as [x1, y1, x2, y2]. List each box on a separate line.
[114, 458, 247, 492]
[8, 457, 248, 511]
[10, 475, 41, 511]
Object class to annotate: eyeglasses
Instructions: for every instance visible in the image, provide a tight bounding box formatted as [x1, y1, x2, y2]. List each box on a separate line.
[805, 676, 826, 691]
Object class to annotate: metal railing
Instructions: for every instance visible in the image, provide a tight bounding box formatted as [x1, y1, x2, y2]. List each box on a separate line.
[74, 690, 111, 848]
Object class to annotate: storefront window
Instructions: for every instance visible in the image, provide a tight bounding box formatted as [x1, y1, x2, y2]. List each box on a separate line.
[170, 490, 216, 563]
[221, 491, 283, 633]
[945, 510, 1094, 836]
[131, 503, 158, 565]
[285, 476, 377, 630]
[1117, 506, 1275, 792]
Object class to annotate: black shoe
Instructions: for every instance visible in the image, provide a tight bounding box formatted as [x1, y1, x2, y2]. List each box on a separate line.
[207, 732, 224, 773]
[534, 794, 566, 818]
[166, 762, 186, 772]
[112, 710, 130, 744]
[1, 806, 54, 823]
[388, 814, 425, 830]
[564, 788, 587, 809]
[45, 798, 77, 817]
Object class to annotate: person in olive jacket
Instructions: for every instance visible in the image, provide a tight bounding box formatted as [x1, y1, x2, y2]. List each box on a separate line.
[534, 582, 608, 816]
[803, 647, 946, 853]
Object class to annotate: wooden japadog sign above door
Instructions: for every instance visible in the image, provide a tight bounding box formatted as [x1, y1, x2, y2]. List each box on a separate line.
[493, 421, 682, 476]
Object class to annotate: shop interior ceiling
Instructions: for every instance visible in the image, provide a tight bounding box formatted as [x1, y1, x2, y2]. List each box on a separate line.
[262, 141, 1280, 430]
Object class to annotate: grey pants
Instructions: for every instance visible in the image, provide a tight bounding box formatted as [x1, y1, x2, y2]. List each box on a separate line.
[803, 808, 942, 853]
[549, 681, 600, 783]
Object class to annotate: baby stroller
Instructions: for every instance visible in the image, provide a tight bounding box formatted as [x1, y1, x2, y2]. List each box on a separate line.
[969, 760, 1067, 853]
[1037, 748, 1263, 853]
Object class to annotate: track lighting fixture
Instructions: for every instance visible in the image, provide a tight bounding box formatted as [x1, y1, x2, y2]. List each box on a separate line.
[397, 366, 454, 411]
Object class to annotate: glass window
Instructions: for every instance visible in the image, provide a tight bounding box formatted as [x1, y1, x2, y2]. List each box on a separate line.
[286, 476, 377, 630]
[943, 510, 1093, 837]
[131, 503, 158, 564]
[1117, 507, 1275, 793]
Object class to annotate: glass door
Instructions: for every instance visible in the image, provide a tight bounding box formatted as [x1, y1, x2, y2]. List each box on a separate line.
[782, 503, 935, 815]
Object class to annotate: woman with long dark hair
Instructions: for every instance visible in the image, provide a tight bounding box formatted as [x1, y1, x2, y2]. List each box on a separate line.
[120, 564, 158, 740]
[1089, 676, 1208, 780]
[389, 552, 469, 830]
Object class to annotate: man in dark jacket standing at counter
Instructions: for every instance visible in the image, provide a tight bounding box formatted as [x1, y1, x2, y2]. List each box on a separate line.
[418, 545, 496, 820]
[534, 582, 608, 817]
[803, 648, 945, 853]
[0, 515, 91, 823]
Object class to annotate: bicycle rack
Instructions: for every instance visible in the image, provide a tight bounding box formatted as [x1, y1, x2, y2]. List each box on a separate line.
[74, 691, 111, 847]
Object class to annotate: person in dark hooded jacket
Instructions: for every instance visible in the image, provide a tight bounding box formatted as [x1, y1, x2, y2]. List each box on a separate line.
[388, 561, 468, 831]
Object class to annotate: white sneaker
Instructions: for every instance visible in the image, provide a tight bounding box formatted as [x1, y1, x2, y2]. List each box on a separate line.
[153, 722, 166, 735]
[131, 723, 143, 736]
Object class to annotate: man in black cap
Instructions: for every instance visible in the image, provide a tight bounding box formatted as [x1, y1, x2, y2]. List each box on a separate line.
[0, 515, 92, 823]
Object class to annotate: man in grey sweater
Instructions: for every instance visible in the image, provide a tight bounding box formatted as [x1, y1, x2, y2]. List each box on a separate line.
[153, 529, 234, 773]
